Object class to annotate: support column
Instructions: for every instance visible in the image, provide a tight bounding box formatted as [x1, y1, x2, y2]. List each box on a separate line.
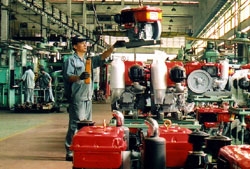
[1, 0, 9, 41]
[82, 0, 87, 28]
[66, 0, 72, 43]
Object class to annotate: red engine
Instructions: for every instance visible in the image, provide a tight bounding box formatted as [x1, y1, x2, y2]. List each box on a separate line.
[185, 61, 229, 94]
[218, 145, 250, 169]
[114, 6, 162, 41]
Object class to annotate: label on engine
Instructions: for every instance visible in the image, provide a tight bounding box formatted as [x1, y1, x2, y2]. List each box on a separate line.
[149, 12, 158, 20]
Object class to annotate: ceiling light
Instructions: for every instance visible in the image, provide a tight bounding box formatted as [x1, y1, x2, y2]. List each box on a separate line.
[168, 26, 171, 30]
[171, 7, 176, 11]
[169, 18, 173, 22]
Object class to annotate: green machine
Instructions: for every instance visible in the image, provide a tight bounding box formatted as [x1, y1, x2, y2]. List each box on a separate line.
[201, 41, 220, 62]
[0, 43, 31, 109]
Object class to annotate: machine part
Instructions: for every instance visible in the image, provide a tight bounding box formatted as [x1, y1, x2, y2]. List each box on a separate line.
[116, 6, 162, 41]
[201, 65, 218, 77]
[112, 110, 125, 126]
[230, 69, 249, 106]
[128, 65, 145, 82]
[151, 59, 167, 104]
[143, 136, 166, 169]
[132, 82, 146, 92]
[205, 135, 231, 161]
[110, 58, 125, 103]
[238, 77, 250, 90]
[137, 21, 162, 40]
[187, 69, 213, 94]
[159, 123, 193, 168]
[170, 66, 186, 83]
[144, 117, 166, 169]
[112, 110, 130, 151]
[144, 117, 159, 137]
[163, 119, 172, 128]
[124, 39, 161, 48]
[71, 125, 127, 169]
[185, 130, 209, 169]
[110, 58, 125, 89]
[217, 145, 250, 169]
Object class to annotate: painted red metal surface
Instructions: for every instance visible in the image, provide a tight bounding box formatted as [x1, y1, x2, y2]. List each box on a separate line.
[71, 126, 127, 168]
[196, 107, 231, 123]
[218, 145, 250, 169]
[121, 6, 162, 22]
[159, 125, 193, 168]
[184, 61, 221, 77]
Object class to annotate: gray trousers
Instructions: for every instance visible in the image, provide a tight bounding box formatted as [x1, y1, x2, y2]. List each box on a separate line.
[45, 87, 54, 102]
[25, 88, 34, 104]
[65, 100, 92, 154]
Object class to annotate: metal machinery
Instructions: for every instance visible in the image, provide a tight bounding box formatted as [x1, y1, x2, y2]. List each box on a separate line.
[0, 41, 33, 109]
[9, 40, 74, 112]
[114, 5, 162, 48]
[227, 65, 250, 145]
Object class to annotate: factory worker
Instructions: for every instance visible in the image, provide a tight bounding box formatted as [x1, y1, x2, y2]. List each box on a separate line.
[64, 35, 123, 161]
[21, 65, 35, 105]
[39, 67, 55, 103]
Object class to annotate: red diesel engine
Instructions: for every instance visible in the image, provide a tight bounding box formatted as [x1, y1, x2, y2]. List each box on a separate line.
[110, 59, 150, 118]
[217, 145, 250, 169]
[151, 60, 193, 120]
[185, 59, 232, 135]
[70, 111, 129, 169]
[185, 59, 230, 95]
[114, 6, 162, 41]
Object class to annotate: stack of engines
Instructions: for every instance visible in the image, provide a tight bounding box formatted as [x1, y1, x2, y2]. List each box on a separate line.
[110, 58, 231, 120]
[110, 58, 190, 119]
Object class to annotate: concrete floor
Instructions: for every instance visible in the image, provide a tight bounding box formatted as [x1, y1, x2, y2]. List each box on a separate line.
[0, 102, 112, 169]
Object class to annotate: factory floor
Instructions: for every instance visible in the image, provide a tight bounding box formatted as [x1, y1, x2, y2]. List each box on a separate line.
[0, 101, 113, 169]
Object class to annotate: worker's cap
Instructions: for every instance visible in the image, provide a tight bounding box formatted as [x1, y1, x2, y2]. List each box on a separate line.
[72, 35, 89, 45]
[27, 65, 32, 70]
[40, 67, 45, 72]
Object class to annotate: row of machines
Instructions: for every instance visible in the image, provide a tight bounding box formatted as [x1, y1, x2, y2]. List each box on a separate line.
[0, 41, 68, 112]
[69, 44, 250, 169]
[70, 111, 250, 169]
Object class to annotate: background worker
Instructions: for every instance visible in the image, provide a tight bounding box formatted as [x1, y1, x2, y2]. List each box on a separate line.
[39, 67, 55, 103]
[21, 65, 35, 105]
[63, 35, 123, 161]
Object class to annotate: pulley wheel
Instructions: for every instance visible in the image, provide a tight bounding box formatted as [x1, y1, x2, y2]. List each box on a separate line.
[187, 69, 213, 94]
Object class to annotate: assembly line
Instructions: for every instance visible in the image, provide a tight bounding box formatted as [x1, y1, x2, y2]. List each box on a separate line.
[1, 0, 250, 169]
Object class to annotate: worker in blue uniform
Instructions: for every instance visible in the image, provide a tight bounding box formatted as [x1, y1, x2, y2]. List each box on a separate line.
[21, 65, 35, 105]
[39, 67, 55, 103]
[63, 35, 123, 161]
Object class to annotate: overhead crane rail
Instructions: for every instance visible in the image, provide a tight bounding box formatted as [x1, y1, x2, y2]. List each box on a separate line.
[15, 0, 107, 48]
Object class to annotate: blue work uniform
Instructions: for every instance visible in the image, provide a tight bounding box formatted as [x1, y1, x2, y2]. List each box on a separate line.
[64, 53, 103, 155]
[39, 71, 55, 102]
[22, 69, 35, 104]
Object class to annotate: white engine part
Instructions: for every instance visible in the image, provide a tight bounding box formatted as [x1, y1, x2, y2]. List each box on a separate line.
[230, 69, 250, 106]
[110, 58, 125, 103]
[187, 69, 213, 94]
[214, 59, 229, 90]
[151, 59, 167, 104]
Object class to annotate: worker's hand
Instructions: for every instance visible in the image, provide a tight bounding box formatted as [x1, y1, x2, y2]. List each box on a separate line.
[79, 72, 90, 80]
[113, 40, 126, 48]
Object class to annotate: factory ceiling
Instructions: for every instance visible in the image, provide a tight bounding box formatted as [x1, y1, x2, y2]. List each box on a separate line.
[3, 0, 229, 51]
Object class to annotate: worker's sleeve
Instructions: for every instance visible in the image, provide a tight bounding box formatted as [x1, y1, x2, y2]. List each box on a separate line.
[22, 72, 27, 81]
[65, 57, 78, 80]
